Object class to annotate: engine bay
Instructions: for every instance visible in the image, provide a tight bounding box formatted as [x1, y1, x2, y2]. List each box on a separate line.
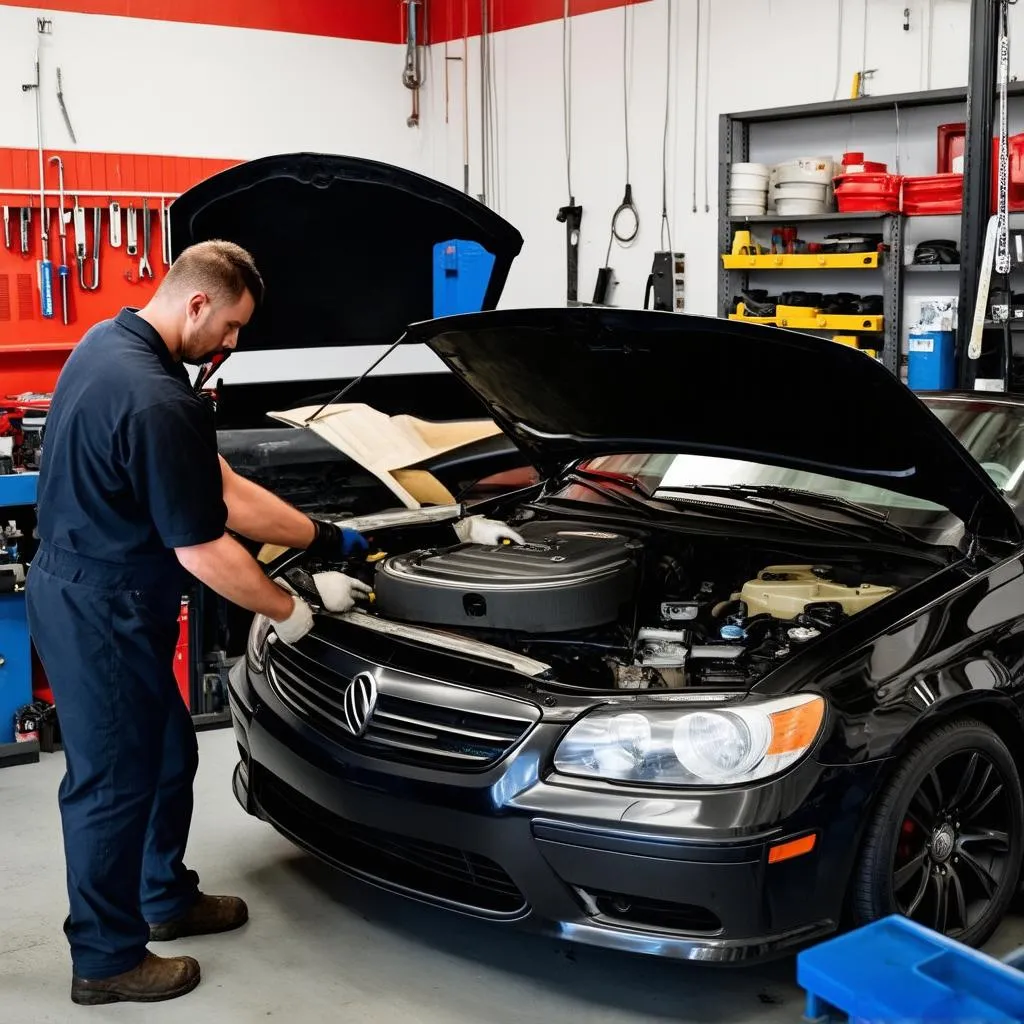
[291, 513, 930, 691]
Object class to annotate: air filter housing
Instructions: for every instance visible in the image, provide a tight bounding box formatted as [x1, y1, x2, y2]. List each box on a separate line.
[372, 519, 639, 633]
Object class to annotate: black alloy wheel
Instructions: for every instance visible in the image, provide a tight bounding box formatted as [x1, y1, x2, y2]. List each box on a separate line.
[851, 718, 1024, 948]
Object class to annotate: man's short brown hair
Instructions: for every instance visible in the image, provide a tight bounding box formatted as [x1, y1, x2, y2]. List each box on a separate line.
[161, 239, 265, 307]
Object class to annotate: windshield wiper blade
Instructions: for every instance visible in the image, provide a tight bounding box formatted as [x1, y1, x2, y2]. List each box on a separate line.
[557, 472, 652, 511]
[656, 484, 913, 541]
[653, 484, 865, 539]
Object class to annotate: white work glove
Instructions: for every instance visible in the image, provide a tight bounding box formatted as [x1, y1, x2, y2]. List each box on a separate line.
[453, 515, 526, 547]
[271, 595, 314, 645]
[311, 571, 373, 613]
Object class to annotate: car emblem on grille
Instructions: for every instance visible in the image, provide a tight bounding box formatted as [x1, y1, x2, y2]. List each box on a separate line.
[342, 671, 379, 737]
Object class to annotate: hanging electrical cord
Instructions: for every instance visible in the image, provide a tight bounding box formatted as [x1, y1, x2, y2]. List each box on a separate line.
[604, 2, 639, 264]
[593, 3, 638, 304]
[861, 0, 868, 86]
[691, 0, 701, 213]
[557, 0, 583, 304]
[832, 0, 844, 101]
[660, 0, 673, 252]
[480, 0, 489, 204]
[701, 0, 711, 212]
[487, 2, 501, 211]
[563, 0, 573, 200]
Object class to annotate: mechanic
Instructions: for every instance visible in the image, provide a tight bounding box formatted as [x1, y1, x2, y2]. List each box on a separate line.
[26, 239, 523, 1006]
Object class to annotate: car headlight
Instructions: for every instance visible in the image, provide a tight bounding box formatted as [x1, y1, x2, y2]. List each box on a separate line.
[553, 693, 825, 786]
[246, 613, 273, 673]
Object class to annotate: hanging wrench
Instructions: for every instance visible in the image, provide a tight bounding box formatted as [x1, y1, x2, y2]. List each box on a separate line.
[139, 198, 153, 279]
[160, 198, 171, 266]
[126, 204, 138, 257]
[108, 200, 121, 248]
[81, 207, 101, 290]
[72, 196, 88, 290]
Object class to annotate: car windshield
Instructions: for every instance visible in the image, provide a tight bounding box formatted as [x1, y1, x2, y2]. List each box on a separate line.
[561, 397, 1024, 521]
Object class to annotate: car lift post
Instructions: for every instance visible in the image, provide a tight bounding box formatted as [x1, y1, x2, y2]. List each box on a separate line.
[957, 0, 1002, 389]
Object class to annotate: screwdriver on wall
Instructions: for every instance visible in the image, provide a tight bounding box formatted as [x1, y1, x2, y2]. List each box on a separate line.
[49, 155, 71, 324]
[20, 208, 31, 255]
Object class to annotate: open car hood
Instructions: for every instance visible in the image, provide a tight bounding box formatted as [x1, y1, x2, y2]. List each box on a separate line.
[170, 153, 523, 356]
[405, 307, 1023, 545]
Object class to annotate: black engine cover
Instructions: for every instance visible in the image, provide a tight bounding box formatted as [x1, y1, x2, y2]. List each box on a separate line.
[373, 519, 639, 633]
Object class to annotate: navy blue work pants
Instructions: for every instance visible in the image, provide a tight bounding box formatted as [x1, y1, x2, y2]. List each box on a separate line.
[26, 544, 200, 979]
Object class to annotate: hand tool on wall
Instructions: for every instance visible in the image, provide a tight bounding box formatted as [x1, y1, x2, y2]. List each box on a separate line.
[108, 201, 121, 248]
[55, 67, 77, 144]
[556, 200, 583, 303]
[84, 207, 101, 290]
[139, 199, 153, 279]
[160, 199, 171, 265]
[19, 209, 31, 256]
[73, 196, 88, 290]
[22, 26, 53, 319]
[49, 156, 70, 324]
[2, 208, 9, 250]
[126, 205, 138, 257]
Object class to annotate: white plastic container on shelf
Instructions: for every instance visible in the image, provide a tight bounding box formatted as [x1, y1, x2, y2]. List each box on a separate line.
[729, 203, 768, 217]
[730, 162, 770, 191]
[729, 188, 767, 204]
[774, 156, 837, 185]
[775, 197, 829, 216]
[775, 181, 829, 201]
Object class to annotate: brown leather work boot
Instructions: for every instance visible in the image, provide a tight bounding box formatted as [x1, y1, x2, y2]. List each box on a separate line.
[148, 893, 249, 942]
[71, 952, 200, 1005]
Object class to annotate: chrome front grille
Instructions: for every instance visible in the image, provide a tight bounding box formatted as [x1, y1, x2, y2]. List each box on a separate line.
[266, 639, 539, 771]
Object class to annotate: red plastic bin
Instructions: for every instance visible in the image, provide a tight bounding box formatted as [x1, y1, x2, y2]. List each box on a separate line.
[834, 172, 902, 213]
[935, 122, 1024, 211]
[902, 173, 964, 215]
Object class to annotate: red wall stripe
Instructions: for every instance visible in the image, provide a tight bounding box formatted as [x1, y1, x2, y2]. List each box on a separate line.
[1, 0, 645, 43]
[429, 0, 648, 43]
[0, 0, 405, 42]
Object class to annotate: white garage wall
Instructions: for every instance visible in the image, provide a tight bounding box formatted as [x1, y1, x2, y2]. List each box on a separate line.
[0, 5, 435, 166]
[421, 0, 1024, 317]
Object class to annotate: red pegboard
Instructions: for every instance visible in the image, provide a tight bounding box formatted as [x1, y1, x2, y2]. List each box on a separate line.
[0, 147, 239, 395]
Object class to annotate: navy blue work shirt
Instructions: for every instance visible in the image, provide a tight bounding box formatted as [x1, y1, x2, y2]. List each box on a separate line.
[36, 308, 228, 589]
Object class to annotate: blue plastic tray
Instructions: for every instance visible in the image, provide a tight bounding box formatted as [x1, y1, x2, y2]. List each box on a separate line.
[797, 915, 1024, 1023]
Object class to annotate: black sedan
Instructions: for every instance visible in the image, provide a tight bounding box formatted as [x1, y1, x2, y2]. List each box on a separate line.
[225, 306, 1024, 963]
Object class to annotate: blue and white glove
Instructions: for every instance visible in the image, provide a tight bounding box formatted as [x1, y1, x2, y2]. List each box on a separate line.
[454, 515, 526, 546]
[272, 571, 372, 645]
[306, 518, 370, 560]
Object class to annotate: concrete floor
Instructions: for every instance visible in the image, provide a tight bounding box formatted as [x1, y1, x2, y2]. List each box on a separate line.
[4, 731, 1024, 1024]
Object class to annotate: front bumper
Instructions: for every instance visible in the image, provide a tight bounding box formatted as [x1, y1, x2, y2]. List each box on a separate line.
[227, 652, 884, 964]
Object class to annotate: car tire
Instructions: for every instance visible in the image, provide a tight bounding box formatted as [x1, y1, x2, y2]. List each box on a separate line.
[851, 717, 1024, 949]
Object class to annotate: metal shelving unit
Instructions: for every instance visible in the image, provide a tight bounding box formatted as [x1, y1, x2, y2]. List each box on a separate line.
[717, 83, 1024, 379]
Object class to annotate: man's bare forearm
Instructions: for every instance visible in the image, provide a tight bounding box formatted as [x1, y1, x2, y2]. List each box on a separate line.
[175, 532, 295, 620]
[219, 455, 316, 548]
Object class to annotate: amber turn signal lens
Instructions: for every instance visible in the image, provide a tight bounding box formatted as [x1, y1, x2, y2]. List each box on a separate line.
[766, 696, 825, 757]
[768, 833, 817, 864]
